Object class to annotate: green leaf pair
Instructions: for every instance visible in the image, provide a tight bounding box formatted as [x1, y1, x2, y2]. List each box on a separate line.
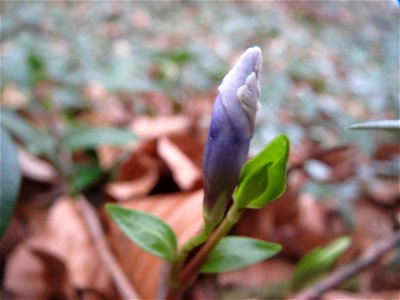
[106, 204, 281, 272]
[234, 134, 290, 209]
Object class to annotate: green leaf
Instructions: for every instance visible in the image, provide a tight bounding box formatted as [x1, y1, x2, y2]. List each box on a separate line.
[0, 127, 21, 238]
[234, 134, 290, 209]
[290, 236, 351, 292]
[106, 204, 177, 262]
[348, 120, 400, 132]
[199, 236, 282, 273]
[0, 108, 56, 161]
[71, 159, 103, 195]
[62, 126, 138, 151]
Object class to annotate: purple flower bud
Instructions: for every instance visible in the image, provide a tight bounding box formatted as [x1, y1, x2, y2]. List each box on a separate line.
[203, 46, 262, 228]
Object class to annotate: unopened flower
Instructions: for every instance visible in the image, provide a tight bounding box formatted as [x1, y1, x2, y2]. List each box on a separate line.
[203, 46, 262, 228]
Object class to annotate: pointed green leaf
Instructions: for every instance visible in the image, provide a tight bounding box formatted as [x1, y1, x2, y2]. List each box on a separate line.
[0, 108, 56, 161]
[106, 204, 177, 262]
[62, 126, 138, 151]
[199, 236, 282, 273]
[0, 127, 21, 238]
[234, 134, 290, 209]
[290, 236, 351, 292]
[71, 159, 102, 195]
[348, 120, 400, 131]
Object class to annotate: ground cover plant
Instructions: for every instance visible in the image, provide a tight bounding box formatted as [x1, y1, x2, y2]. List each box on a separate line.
[1, 2, 399, 299]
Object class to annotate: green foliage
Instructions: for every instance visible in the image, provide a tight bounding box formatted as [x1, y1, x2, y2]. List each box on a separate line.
[290, 236, 351, 292]
[62, 126, 138, 151]
[0, 127, 21, 238]
[348, 120, 400, 132]
[199, 236, 281, 273]
[234, 134, 290, 209]
[71, 159, 103, 195]
[106, 204, 177, 262]
[0, 108, 56, 162]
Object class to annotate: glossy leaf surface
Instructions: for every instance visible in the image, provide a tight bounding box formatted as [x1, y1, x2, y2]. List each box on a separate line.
[199, 236, 281, 273]
[233, 134, 290, 209]
[106, 204, 177, 262]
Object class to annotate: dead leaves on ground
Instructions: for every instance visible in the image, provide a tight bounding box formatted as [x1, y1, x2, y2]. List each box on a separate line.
[1, 111, 399, 299]
[4, 197, 114, 299]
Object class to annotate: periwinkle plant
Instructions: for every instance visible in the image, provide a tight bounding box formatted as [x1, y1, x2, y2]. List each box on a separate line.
[107, 46, 290, 299]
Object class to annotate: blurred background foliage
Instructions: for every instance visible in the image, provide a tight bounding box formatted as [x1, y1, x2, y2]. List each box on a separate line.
[1, 1, 399, 197]
[2, 1, 398, 140]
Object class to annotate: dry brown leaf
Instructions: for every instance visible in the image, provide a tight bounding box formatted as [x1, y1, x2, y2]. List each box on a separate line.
[1, 83, 29, 108]
[298, 192, 330, 236]
[5, 196, 113, 298]
[158, 136, 202, 191]
[364, 178, 400, 206]
[18, 148, 57, 182]
[32, 249, 75, 299]
[32, 197, 112, 292]
[83, 81, 131, 125]
[107, 190, 204, 299]
[106, 151, 159, 200]
[129, 115, 192, 139]
[97, 145, 124, 171]
[351, 200, 393, 254]
[322, 290, 400, 300]
[312, 146, 356, 182]
[374, 143, 400, 160]
[218, 258, 294, 289]
[139, 91, 174, 115]
[276, 223, 334, 260]
[4, 244, 53, 299]
[167, 133, 204, 169]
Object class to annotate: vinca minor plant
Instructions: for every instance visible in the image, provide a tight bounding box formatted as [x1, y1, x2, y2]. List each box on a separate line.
[107, 46, 290, 299]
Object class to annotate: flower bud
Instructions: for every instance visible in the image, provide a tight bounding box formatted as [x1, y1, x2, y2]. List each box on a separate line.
[203, 46, 262, 228]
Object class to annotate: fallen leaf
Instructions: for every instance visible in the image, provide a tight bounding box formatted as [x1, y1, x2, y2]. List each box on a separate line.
[351, 200, 393, 254]
[1, 83, 29, 108]
[97, 145, 124, 171]
[297, 192, 331, 236]
[158, 136, 202, 191]
[32, 249, 75, 299]
[218, 258, 294, 289]
[364, 177, 400, 206]
[34, 197, 112, 292]
[18, 148, 57, 182]
[129, 115, 192, 139]
[84, 81, 131, 125]
[322, 290, 400, 300]
[107, 151, 159, 200]
[4, 244, 50, 299]
[5, 196, 113, 298]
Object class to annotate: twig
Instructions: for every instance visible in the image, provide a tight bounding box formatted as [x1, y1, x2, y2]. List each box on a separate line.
[293, 230, 400, 300]
[76, 197, 140, 300]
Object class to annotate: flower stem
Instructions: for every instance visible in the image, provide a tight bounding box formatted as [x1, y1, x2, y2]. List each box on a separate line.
[168, 226, 211, 288]
[166, 204, 244, 299]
